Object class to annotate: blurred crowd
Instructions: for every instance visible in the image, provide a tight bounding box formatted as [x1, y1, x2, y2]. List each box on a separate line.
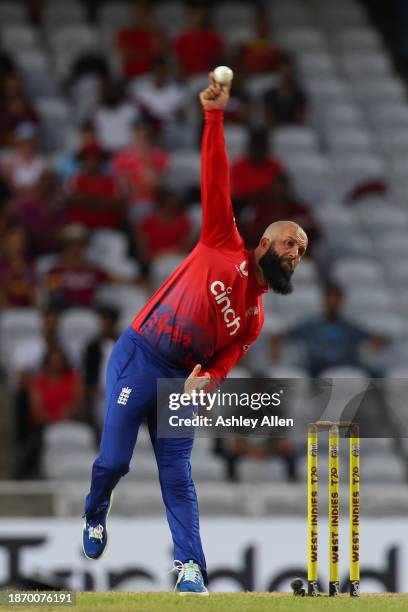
[1, 0, 399, 481]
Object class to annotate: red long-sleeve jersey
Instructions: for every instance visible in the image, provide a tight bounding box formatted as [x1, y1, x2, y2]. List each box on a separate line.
[132, 109, 268, 378]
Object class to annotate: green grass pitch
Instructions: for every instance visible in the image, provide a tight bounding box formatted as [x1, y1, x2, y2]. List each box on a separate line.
[6, 592, 408, 612]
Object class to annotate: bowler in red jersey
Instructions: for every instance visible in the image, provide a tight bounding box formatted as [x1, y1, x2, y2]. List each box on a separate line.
[82, 73, 307, 595]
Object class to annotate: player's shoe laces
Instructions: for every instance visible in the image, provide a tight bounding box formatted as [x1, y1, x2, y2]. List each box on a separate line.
[173, 560, 209, 596]
[82, 498, 111, 560]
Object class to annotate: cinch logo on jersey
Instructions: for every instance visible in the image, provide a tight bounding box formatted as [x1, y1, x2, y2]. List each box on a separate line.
[117, 387, 132, 405]
[210, 280, 241, 336]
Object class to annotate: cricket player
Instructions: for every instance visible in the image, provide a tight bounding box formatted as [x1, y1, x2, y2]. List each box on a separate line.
[82, 73, 308, 595]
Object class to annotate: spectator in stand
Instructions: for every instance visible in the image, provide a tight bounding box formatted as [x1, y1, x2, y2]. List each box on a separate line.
[264, 54, 308, 127]
[136, 185, 192, 269]
[271, 284, 386, 377]
[13, 306, 68, 478]
[132, 55, 188, 149]
[222, 68, 251, 125]
[174, 3, 224, 77]
[231, 127, 285, 211]
[0, 225, 38, 307]
[25, 346, 83, 475]
[237, 10, 284, 75]
[94, 79, 140, 153]
[2, 123, 49, 201]
[239, 174, 320, 253]
[0, 71, 39, 148]
[113, 120, 168, 221]
[116, 0, 166, 79]
[46, 224, 111, 309]
[13, 174, 67, 258]
[83, 306, 120, 440]
[54, 121, 100, 180]
[65, 143, 126, 230]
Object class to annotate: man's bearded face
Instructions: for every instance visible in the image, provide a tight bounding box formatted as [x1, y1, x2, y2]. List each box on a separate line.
[259, 245, 294, 294]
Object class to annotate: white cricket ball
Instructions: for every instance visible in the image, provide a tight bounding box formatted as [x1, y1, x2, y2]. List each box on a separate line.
[213, 65, 234, 85]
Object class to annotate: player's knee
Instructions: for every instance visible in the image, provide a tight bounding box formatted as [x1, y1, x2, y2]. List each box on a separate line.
[159, 460, 192, 489]
[95, 457, 129, 477]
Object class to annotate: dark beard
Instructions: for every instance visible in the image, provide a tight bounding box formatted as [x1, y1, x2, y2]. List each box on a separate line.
[259, 247, 294, 294]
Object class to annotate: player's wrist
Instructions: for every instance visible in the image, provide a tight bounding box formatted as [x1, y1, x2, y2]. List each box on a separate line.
[204, 109, 224, 121]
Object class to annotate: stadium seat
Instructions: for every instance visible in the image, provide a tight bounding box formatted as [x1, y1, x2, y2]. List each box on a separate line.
[271, 126, 319, 157]
[224, 125, 248, 163]
[0, 24, 40, 51]
[240, 458, 287, 483]
[244, 74, 279, 102]
[314, 0, 367, 25]
[150, 255, 184, 291]
[344, 287, 393, 318]
[268, 0, 311, 27]
[153, 1, 187, 37]
[353, 77, 406, 106]
[378, 127, 408, 156]
[212, 2, 255, 29]
[48, 25, 100, 53]
[44, 422, 95, 452]
[306, 76, 353, 106]
[165, 151, 201, 192]
[98, 1, 130, 27]
[283, 152, 333, 204]
[291, 258, 318, 286]
[371, 103, 408, 129]
[96, 285, 148, 314]
[342, 51, 393, 81]
[335, 27, 383, 51]
[326, 128, 374, 154]
[361, 454, 406, 483]
[14, 51, 57, 99]
[43, 2, 87, 28]
[0, 2, 27, 23]
[270, 285, 322, 325]
[43, 450, 96, 481]
[298, 51, 337, 78]
[0, 309, 42, 364]
[356, 202, 408, 233]
[60, 309, 100, 362]
[223, 24, 254, 47]
[322, 103, 365, 129]
[88, 229, 128, 263]
[35, 98, 72, 151]
[275, 26, 326, 52]
[332, 258, 382, 288]
[333, 153, 385, 196]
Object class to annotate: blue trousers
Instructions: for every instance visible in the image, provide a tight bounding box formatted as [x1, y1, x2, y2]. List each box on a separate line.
[85, 327, 207, 577]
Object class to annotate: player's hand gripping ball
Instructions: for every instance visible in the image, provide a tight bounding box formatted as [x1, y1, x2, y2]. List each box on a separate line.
[213, 65, 234, 85]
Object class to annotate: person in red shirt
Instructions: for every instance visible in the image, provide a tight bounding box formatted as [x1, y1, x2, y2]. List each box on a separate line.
[174, 4, 224, 77]
[46, 224, 110, 308]
[82, 74, 308, 593]
[112, 121, 168, 221]
[231, 127, 285, 207]
[137, 185, 192, 264]
[29, 346, 83, 425]
[237, 10, 284, 75]
[65, 143, 125, 230]
[116, 0, 166, 79]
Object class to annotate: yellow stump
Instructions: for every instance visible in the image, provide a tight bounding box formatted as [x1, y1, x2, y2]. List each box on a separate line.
[329, 425, 340, 596]
[349, 425, 360, 596]
[307, 424, 319, 596]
